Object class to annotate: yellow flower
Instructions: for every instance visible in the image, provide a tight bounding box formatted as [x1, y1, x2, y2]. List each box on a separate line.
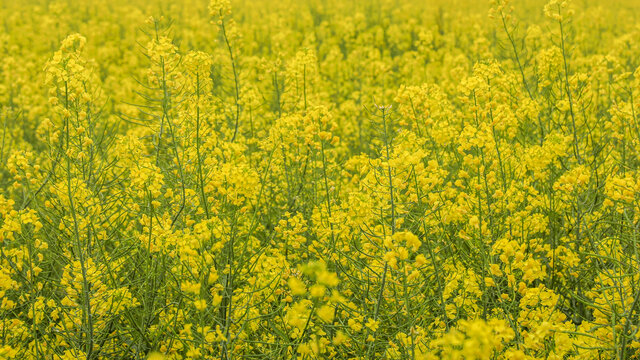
[348, 318, 363, 332]
[365, 318, 379, 332]
[288, 277, 306, 296]
[310, 284, 326, 298]
[316, 304, 334, 323]
[193, 299, 207, 311]
[147, 352, 165, 360]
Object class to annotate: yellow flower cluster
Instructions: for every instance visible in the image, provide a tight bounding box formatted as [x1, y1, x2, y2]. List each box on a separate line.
[1, 0, 640, 359]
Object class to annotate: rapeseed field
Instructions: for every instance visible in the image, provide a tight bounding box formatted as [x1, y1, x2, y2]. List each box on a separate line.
[1, 0, 640, 358]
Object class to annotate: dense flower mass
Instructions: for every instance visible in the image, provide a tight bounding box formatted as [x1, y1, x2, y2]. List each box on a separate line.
[1, 0, 640, 358]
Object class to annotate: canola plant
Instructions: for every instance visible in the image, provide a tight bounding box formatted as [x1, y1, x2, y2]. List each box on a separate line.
[1, 0, 640, 358]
